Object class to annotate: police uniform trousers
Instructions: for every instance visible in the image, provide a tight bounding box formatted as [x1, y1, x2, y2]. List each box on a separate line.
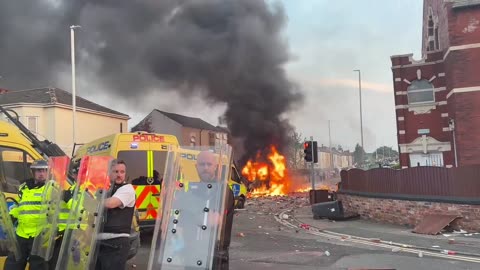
[95, 237, 130, 270]
[4, 235, 47, 270]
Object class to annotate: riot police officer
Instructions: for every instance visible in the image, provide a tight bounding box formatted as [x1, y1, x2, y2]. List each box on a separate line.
[5, 159, 49, 270]
[196, 151, 235, 269]
[95, 160, 136, 270]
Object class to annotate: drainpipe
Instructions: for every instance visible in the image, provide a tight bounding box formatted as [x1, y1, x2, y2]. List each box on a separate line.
[449, 119, 458, 167]
[199, 129, 204, 146]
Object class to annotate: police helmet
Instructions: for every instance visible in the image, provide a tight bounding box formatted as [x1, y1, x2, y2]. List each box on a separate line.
[31, 159, 48, 170]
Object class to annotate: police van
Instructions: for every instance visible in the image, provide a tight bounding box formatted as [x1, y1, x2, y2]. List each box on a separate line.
[72, 132, 178, 229]
[178, 148, 249, 209]
[72, 132, 249, 230]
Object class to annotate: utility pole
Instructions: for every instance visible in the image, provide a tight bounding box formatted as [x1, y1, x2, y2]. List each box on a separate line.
[328, 120, 333, 172]
[70, 25, 81, 147]
[310, 136, 315, 190]
[353, 69, 364, 149]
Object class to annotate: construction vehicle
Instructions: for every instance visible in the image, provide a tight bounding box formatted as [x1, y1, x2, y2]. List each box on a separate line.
[0, 105, 140, 267]
[72, 132, 249, 230]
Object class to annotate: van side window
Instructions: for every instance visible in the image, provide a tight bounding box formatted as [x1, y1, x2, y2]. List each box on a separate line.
[0, 146, 33, 193]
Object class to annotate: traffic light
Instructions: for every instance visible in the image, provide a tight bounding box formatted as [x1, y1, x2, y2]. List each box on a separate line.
[304, 141, 312, 162]
[304, 141, 318, 163]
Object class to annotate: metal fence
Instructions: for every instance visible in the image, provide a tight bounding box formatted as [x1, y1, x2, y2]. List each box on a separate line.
[340, 166, 480, 198]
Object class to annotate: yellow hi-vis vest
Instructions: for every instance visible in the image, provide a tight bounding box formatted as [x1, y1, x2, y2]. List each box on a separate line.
[57, 184, 76, 232]
[10, 182, 47, 238]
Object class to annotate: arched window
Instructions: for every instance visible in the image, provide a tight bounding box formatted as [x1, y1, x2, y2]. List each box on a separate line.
[407, 79, 435, 104]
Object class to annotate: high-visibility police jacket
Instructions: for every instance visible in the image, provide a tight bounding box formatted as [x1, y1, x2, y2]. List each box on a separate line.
[65, 183, 92, 232]
[57, 184, 77, 232]
[9, 179, 47, 238]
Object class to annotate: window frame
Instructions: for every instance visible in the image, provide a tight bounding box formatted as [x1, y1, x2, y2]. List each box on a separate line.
[407, 80, 435, 105]
[0, 146, 34, 193]
[27, 116, 38, 133]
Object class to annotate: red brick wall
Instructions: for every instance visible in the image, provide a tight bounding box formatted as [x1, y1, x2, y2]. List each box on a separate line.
[399, 153, 409, 167]
[445, 45, 480, 166]
[181, 127, 213, 147]
[391, 54, 451, 167]
[449, 91, 480, 165]
[392, 4, 480, 168]
[447, 6, 480, 46]
[444, 48, 480, 90]
[338, 194, 480, 231]
[422, 0, 450, 55]
[392, 58, 448, 146]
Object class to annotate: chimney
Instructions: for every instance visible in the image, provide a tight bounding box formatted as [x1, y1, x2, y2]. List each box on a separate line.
[218, 116, 227, 127]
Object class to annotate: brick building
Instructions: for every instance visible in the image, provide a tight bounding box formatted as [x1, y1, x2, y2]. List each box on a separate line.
[391, 0, 480, 168]
[132, 109, 228, 148]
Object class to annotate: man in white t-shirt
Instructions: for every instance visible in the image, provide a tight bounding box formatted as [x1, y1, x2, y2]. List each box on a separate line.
[95, 160, 136, 270]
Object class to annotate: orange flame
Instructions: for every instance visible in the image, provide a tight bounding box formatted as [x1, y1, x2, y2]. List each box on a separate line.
[242, 145, 339, 196]
[242, 146, 291, 196]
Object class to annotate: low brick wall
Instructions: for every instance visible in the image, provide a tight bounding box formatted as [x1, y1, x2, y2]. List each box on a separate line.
[337, 193, 480, 232]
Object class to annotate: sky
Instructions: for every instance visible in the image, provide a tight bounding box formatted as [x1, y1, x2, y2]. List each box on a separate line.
[117, 0, 424, 152]
[277, 0, 423, 152]
[0, 0, 424, 153]
[121, 0, 424, 153]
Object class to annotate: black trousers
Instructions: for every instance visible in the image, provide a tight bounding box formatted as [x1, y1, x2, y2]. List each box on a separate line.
[47, 237, 63, 270]
[95, 237, 130, 270]
[4, 235, 47, 270]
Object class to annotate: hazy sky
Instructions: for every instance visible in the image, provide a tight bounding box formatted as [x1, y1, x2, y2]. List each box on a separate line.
[98, 0, 424, 152]
[279, 0, 423, 152]
[1, 0, 424, 153]
[119, 0, 423, 152]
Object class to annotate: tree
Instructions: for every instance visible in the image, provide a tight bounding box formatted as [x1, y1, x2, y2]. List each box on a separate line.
[287, 130, 304, 169]
[353, 143, 366, 166]
[374, 146, 399, 160]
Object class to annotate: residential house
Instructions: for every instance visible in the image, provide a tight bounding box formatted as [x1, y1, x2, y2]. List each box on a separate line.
[316, 146, 353, 171]
[132, 109, 228, 147]
[0, 87, 129, 155]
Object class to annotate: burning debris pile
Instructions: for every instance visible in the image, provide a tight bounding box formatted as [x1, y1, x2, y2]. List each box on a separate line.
[242, 146, 289, 196]
[241, 145, 333, 196]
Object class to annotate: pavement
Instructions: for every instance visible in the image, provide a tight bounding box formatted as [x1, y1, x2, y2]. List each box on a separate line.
[293, 205, 480, 257]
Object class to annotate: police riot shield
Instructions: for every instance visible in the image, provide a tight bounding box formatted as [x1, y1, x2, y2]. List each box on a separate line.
[147, 144, 233, 270]
[0, 191, 20, 260]
[55, 156, 113, 270]
[31, 156, 71, 260]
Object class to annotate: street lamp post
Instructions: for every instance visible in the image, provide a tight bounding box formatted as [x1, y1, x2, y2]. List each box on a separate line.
[353, 69, 364, 149]
[70, 25, 81, 147]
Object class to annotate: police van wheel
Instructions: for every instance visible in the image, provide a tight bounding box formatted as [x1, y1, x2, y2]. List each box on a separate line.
[236, 196, 245, 209]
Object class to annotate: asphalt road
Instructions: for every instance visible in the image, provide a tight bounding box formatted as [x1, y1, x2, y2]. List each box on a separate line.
[128, 195, 480, 270]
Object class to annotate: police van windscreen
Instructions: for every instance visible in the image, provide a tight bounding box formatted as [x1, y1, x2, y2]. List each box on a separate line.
[117, 150, 167, 186]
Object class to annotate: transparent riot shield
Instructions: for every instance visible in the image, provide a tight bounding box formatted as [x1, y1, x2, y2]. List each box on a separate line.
[55, 156, 113, 270]
[0, 191, 20, 260]
[148, 144, 233, 270]
[31, 156, 71, 260]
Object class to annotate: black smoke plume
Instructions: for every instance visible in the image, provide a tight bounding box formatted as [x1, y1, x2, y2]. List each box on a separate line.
[0, 0, 302, 164]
